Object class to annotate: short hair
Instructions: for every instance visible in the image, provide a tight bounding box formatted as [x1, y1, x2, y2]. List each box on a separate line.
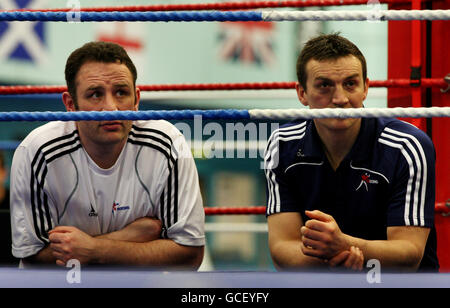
[296, 33, 367, 91]
[64, 41, 138, 105]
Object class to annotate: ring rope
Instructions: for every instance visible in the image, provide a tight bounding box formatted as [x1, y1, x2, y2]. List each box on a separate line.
[205, 206, 266, 215]
[4, 0, 413, 13]
[0, 10, 449, 22]
[0, 110, 250, 122]
[248, 107, 450, 120]
[205, 222, 268, 233]
[204, 203, 450, 215]
[0, 79, 447, 95]
[0, 107, 449, 122]
[262, 10, 450, 21]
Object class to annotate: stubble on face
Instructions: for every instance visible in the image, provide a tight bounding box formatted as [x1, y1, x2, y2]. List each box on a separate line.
[302, 56, 368, 133]
[73, 61, 138, 149]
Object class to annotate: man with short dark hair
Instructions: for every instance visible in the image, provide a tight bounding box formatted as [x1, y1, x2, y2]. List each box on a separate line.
[265, 34, 439, 272]
[10, 41, 205, 269]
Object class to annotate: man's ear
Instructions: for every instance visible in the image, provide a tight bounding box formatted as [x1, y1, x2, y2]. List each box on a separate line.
[62, 92, 76, 112]
[363, 78, 369, 101]
[295, 82, 308, 107]
[134, 87, 141, 111]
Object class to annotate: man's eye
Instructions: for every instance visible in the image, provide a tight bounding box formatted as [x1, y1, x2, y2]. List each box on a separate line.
[89, 92, 101, 99]
[345, 81, 356, 87]
[318, 82, 331, 88]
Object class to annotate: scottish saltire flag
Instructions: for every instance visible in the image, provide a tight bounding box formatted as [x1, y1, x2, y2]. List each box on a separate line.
[0, 0, 47, 64]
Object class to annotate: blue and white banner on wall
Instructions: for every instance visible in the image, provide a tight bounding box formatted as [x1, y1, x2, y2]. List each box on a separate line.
[0, 0, 297, 88]
[0, 0, 48, 66]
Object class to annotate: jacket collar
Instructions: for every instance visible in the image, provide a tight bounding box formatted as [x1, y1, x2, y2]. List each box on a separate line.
[298, 118, 377, 163]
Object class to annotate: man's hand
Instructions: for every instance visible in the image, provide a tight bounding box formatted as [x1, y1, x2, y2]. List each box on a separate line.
[49, 226, 97, 266]
[328, 246, 364, 271]
[300, 210, 350, 260]
[48, 217, 163, 266]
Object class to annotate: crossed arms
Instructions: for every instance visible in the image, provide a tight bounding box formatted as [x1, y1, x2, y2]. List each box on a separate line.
[24, 217, 204, 269]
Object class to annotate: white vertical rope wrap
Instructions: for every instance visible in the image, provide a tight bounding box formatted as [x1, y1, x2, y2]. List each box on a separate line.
[262, 10, 450, 21]
[248, 107, 450, 120]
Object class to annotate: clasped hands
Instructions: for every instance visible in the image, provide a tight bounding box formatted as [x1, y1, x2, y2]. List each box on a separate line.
[300, 210, 364, 271]
[48, 217, 162, 266]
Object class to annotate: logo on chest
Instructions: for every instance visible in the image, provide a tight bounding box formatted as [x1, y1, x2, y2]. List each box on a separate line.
[112, 201, 130, 214]
[89, 204, 98, 217]
[355, 173, 379, 192]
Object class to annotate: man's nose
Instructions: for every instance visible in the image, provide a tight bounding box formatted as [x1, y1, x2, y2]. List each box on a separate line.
[331, 85, 349, 106]
[101, 93, 118, 111]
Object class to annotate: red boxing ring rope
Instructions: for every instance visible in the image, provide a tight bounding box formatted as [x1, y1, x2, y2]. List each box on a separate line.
[205, 206, 266, 215]
[0, 78, 446, 95]
[2, 0, 415, 13]
[205, 203, 449, 215]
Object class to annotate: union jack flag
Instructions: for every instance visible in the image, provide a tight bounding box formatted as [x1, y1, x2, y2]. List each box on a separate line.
[218, 20, 276, 66]
[0, 0, 47, 64]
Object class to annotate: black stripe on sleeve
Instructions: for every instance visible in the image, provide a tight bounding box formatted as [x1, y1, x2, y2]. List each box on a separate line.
[173, 160, 178, 225]
[29, 131, 80, 243]
[30, 153, 46, 244]
[167, 168, 172, 228]
[160, 188, 167, 238]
